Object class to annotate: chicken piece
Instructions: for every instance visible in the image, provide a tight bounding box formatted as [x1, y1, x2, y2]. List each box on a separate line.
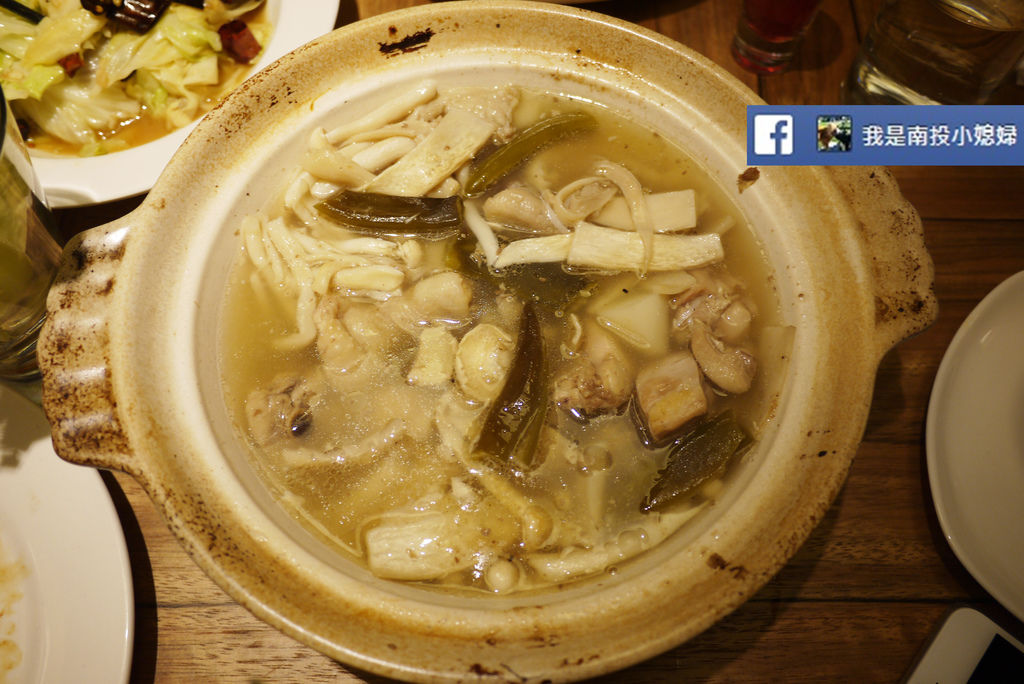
[713, 299, 753, 344]
[553, 322, 632, 417]
[343, 302, 407, 355]
[435, 390, 488, 460]
[245, 374, 320, 445]
[483, 186, 561, 235]
[540, 178, 617, 226]
[281, 419, 406, 468]
[408, 325, 458, 387]
[411, 271, 474, 322]
[314, 295, 364, 375]
[669, 268, 740, 345]
[365, 383, 437, 443]
[635, 351, 707, 442]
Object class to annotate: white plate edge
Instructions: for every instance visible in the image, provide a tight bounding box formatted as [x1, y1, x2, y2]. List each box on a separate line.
[0, 385, 135, 684]
[925, 270, 1024, 623]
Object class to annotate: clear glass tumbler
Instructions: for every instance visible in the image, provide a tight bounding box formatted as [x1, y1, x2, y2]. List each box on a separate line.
[0, 86, 61, 382]
[842, 0, 1024, 104]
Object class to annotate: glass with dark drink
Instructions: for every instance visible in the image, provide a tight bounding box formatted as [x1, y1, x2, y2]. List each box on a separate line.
[732, 0, 826, 73]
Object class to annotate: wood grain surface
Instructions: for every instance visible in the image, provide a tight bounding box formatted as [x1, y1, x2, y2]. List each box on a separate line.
[47, 1, 1024, 681]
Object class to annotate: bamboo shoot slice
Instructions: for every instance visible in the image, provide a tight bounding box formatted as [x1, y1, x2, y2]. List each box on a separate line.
[365, 513, 469, 580]
[493, 234, 573, 268]
[592, 190, 697, 233]
[365, 108, 495, 197]
[567, 223, 723, 272]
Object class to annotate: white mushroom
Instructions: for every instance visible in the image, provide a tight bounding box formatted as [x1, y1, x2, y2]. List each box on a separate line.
[484, 558, 520, 593]
[690, 319, 756, 394]
[455, 323, 515, 402]
[328, 265, 405, 294]
[350, 136, 418, 173]
[521, 504, 556, 551]
[303, 130, 376, 187]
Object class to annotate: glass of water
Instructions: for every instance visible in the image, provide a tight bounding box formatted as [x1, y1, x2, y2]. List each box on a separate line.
[1, 85, 61, 382]
[842, 0, 1024, 104]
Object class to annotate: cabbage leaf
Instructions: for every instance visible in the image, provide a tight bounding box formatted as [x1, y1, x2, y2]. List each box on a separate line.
[94, 6, 222, 87]
[14, 77, 141, 150]
[0, 13, 36, 58]
[20, 7, 104, 68]
[0, 54, 65, 99]
[204, 0, 265, 26]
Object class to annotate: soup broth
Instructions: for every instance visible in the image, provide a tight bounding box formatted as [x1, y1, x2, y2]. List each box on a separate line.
[219, 84, 785, 594]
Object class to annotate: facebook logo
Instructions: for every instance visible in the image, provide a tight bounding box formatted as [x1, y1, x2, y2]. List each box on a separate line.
[754, 114, 794, 156]
[748, 105, 1023, 165]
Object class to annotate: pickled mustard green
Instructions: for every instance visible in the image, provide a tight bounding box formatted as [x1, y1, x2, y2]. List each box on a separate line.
[315, 189, 463, 238]
[642, 412, 749, 512]
[462, 111, 597, 197]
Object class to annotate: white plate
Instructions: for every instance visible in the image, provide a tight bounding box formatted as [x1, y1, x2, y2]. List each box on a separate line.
[926, 270, 1024, 623]
[33, 0, 341, 208]
[0, 384, 133, 683]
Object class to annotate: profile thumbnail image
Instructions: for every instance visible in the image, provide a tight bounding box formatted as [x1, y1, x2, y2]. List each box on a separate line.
[817, 115, 852, 152]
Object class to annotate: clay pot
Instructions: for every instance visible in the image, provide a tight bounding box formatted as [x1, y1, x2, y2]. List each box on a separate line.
[38, 2, 936, 681]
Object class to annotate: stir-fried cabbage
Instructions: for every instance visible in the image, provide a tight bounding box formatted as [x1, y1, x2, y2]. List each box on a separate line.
[0, 0, 270, 155]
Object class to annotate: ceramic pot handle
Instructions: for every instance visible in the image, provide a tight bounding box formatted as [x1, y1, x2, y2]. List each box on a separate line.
[828, 166, 938, 361]
[38, 217, 136, 474]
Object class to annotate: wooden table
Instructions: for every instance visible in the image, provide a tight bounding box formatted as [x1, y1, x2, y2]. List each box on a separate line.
[49, 1, 1024, 681]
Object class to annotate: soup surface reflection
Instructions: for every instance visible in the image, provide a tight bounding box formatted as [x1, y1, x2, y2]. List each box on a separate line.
[219, 84, 785, 594]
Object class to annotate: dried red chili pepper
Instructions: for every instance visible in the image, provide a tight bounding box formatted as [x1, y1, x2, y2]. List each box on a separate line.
[80, 0, 171, 32]
[58, 53, 84, 77]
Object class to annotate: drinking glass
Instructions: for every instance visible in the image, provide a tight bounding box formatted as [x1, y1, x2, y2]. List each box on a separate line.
[731, 0, 826, 73]
[842, 0, 1024, 104]
[1, 86, 61, 382]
